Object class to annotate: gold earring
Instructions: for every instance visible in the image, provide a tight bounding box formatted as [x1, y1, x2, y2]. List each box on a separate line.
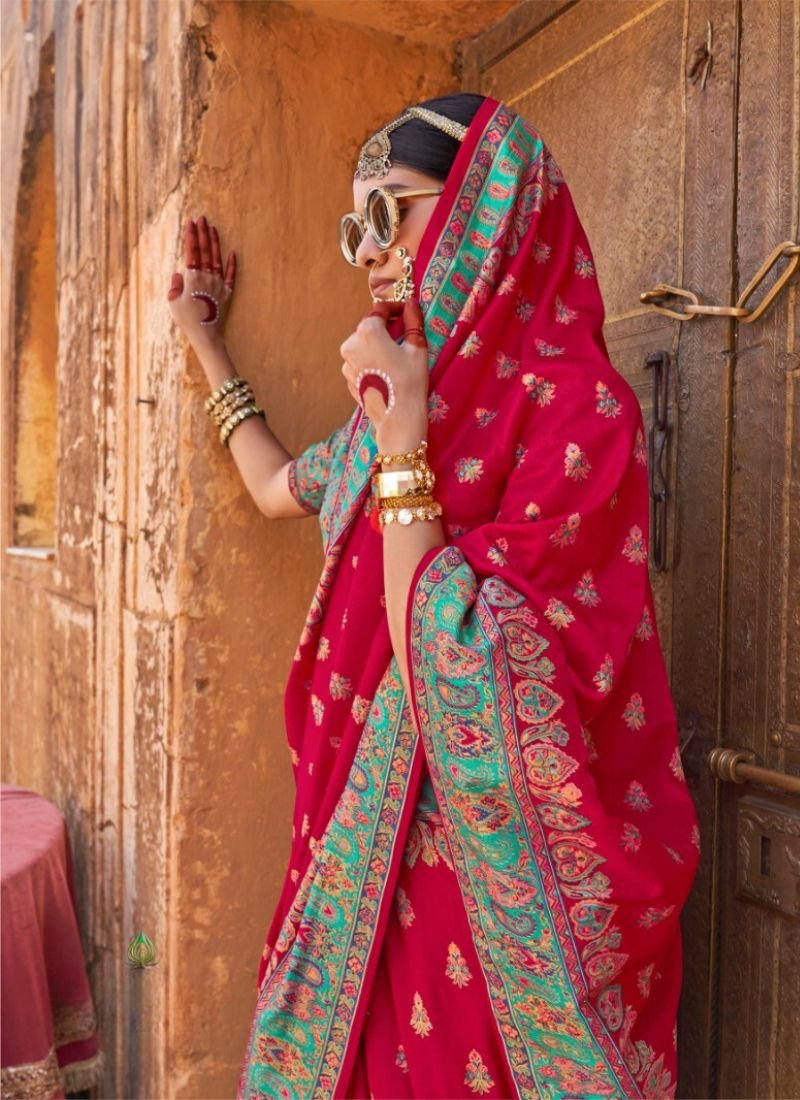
[391, 247, 415, 302]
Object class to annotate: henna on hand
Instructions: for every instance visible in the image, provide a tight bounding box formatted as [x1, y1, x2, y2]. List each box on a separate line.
[166, 214, 237, 347]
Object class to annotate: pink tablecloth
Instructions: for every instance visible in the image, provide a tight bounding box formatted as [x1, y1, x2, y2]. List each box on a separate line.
[1, 784, 103, 1099]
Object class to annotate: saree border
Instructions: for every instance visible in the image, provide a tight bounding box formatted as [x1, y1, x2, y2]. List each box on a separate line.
[417, 100, 544, 370]
[405, 544, 643, 1100]
[239, 663, 424, 1099]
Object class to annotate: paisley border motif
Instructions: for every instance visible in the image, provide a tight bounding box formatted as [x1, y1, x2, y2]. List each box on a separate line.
[406, 544, 642, 1100]
[239, 663, 422, 1099]
[419, 110, 542, 363]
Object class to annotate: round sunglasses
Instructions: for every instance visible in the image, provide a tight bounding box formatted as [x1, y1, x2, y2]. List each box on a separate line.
[339, 186, 443, 266]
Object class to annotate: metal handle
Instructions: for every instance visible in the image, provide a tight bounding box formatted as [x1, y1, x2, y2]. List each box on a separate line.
[641, 240, 800, 322]
[707, 746, 800, 796]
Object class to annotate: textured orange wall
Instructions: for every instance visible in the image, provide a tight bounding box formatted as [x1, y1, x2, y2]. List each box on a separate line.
[0, 0, 501, 1093]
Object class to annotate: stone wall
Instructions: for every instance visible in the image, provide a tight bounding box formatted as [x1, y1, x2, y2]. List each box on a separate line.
[0, 0, 514, 1093]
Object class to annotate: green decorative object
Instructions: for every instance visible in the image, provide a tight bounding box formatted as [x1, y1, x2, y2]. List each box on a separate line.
[127, 931, 157, 968]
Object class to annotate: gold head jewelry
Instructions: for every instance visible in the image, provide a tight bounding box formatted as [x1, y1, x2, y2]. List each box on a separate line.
[356, 107, 468, 180]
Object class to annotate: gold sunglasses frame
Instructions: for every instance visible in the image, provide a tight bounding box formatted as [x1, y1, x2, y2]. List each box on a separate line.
[339, 186, 444, 266]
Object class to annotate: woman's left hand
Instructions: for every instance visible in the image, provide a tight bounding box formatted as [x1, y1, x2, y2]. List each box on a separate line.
[339, 298, 430, 456]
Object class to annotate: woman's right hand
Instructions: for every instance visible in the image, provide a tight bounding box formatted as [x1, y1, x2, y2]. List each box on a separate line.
[167, 215, 236, 349]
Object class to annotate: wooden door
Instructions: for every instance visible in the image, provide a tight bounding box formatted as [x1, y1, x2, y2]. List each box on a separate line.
[462, 2, 800, 1096]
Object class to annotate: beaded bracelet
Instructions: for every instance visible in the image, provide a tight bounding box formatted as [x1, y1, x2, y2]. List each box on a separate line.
[378, 498, 442, 528]
[374, 440, 428, 466]
[220, 404, 266, 447]
[212, 388, 256, 425]
[205, 375, 249, 414]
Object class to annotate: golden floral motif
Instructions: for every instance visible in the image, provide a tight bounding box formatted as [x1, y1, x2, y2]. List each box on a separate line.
[329, 671, 353, 701]
[544, 597, 574, 630]
[350, 694, 370, 725]
[464, 1049, 495, 1095]
[311, 693, 325, 726]
[396, 886, 415, 930]
[564, 442, 591, 481]
[445, 941, 473, 988]
[595, 379, 622, 417]
[555, 295, 579, 324]
[410, 992, 433, 1037]
[623, 693, 646, 731]
[404, 816, 454, 871]
[592, 654, 614, 695]
[622, 524, 647, 564]
[635, 605, 655, 641]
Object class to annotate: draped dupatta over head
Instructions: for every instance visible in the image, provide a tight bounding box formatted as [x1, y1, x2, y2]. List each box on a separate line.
[239, 98, 701, 1099]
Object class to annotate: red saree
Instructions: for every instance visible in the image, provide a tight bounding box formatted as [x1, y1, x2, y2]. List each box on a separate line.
[238, 97, 701, 1099]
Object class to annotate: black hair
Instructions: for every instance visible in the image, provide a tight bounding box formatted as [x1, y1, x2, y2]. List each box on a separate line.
[375, 93, 485, 182]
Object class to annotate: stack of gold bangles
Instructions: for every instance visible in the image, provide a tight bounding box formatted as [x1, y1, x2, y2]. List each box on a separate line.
[372, 441, 442, 527]
[204, 375, 266, 446]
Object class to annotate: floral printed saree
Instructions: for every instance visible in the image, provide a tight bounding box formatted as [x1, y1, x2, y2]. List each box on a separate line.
[237, 97, 701, 1099]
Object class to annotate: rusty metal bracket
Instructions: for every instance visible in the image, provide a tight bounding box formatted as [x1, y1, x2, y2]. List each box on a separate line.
[644, 351, 670, 572]
[640, 241, 800, 323]
[687, 20, 713, 91]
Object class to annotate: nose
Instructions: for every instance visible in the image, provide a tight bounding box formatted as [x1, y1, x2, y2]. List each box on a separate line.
[354, 230, 384, 270]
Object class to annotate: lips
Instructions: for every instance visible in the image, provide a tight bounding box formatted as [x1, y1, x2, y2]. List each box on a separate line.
[369, 278, 394, 294]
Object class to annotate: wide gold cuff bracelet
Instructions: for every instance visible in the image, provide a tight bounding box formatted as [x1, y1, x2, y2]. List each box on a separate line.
[374, 470, 419, 498]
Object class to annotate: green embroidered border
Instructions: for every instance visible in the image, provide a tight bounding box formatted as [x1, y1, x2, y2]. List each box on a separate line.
[409, 545, 640, 1100]
[240, 662, 419, 1099]
[419, 111, 543, 361]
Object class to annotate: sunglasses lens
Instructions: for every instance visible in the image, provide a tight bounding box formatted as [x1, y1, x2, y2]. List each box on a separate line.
[365, 190, 394, 248]
[340, 215, 364, 264]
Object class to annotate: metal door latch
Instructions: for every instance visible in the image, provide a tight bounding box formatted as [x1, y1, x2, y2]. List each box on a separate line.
[640, 241, 800, 322]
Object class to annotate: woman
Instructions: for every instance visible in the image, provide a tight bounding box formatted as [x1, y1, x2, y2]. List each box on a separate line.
[167, 94, 701, 1099]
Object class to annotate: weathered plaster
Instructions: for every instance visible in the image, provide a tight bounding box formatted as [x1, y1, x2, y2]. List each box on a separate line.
[1, 0, 477, 1094]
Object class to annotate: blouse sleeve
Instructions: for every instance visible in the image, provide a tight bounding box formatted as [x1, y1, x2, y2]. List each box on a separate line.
[286, 416, 354, 516]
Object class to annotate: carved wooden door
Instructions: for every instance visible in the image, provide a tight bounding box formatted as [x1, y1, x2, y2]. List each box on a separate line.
[462, 1, 800, 1096]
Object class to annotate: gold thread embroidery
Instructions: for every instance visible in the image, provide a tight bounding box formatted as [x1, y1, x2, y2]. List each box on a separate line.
[1, 1046, 62, 1100]
[396, 886, 415, 930]
[410, 991, 432, 1037]
[53, 1001, 96, 1046]
[445, 941, 473, 988]
[465, 1048, 495, 1094]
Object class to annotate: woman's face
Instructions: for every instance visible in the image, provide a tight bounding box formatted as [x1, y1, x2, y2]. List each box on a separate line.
[351, 164, 443, 300]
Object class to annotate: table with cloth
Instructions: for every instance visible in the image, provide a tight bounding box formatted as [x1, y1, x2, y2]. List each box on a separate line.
[1, 784, 103, 1099]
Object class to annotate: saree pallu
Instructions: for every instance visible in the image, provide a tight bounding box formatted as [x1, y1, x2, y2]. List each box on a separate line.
[238, 97, 701, 1099]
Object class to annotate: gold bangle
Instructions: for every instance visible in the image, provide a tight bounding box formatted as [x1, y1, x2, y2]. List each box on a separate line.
[219, 404, 265, 446]
[212, 388, 255, 424]
[373, 442, 435, 498]
[378, 492, 435, 508]
[373, 465, 435, 495]
[378, 499, 442, 528]
[375, 440, 428, 467]
[205, 375, 250, 413]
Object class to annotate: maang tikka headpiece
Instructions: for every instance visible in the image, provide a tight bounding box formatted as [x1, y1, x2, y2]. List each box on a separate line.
[356, 106, 468, 180]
